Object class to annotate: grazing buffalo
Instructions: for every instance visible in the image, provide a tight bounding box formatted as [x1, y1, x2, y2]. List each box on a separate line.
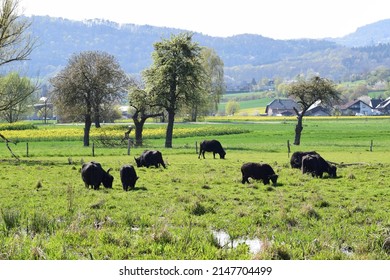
[241, 162, 278, 185]
[301, 154, 337, 178]
[120, 165, 139, 191]
[81, 161, 113, 190]
[135, 150, 166, 168]
[198, 140, 226, 159]
[290, 151, 319, 169]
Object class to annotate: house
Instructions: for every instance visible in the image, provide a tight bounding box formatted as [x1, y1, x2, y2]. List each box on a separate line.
[339, 99, 372, 116]
[265, 99, 298, 116]
[369, 98, 383, 109]
[306, 105, 331, 116]
[376, 97, 390, 114]
[305, 100, 331, 116]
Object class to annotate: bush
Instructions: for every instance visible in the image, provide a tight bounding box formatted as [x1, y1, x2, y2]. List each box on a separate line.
[0, 123, 37, 131]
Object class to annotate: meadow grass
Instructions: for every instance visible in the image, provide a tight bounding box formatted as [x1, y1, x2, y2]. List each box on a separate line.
[1, 117, 390, 259]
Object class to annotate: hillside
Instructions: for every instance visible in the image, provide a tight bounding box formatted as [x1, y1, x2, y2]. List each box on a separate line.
[18, 16, 390, 89]
[331, 19, 390, 47]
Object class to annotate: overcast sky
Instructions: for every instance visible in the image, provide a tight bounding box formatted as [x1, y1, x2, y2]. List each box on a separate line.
[20, 0, 390, 39]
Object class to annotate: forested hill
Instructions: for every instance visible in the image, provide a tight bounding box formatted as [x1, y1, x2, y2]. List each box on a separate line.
[330, 19, 390, 47]
[24, 16, 337, 75]
[21, 16, 390, 89]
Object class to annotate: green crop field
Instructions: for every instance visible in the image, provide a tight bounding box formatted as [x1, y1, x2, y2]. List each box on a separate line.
[218, 97, 272, 115]
[1, 117, 390, 260]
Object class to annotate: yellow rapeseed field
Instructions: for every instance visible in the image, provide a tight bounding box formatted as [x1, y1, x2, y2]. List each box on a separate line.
[0, 124, 248, 142]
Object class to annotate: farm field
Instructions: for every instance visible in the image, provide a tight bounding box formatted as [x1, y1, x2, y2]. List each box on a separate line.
[1, 117, 390, 260]
[218, 96, 273, 115]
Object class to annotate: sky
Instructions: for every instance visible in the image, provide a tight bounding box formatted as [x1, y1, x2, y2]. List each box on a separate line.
[20, 0, 390, 40]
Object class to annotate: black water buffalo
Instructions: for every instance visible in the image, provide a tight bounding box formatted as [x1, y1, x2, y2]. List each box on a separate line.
[198, 140, 226, 159]
[81, 161, 113, 190]
[290, 151, 319, 169]
[241, 162, 278, 185]
[135, 150, 166, 168]
[120, 165, 139, 191]
[301, 154, 337, 178]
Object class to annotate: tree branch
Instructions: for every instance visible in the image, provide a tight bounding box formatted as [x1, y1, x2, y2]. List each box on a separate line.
[0, 132, 19, 160]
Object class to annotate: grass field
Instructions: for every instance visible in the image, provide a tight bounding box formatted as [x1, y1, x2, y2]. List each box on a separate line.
[1, 117, 390, 260]
[218, 93, 273, 115]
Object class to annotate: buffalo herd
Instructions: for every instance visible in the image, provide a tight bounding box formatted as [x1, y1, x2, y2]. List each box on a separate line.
[81, 139, 337, 190]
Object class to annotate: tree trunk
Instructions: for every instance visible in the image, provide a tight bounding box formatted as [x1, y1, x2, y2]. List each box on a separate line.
[84, 114, 92, 147]
[134, 119, 145, 147]
[191, 106, 198, 122]
[165, 110, 175, 148]
[131, 111, 162, 147]
[94, 109, 101, 128]
[294, 114, 303, 145]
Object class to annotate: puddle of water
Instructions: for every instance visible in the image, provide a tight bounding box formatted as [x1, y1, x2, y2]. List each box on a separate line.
[341, 246, 354, 256]
[212, 230, 263, 254]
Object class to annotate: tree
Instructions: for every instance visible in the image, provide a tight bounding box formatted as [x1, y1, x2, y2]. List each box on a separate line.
[0, 0, 36, 66]
[196, 47, 225, 118]
[143, 33, 204, 148]
[128, 80, 162, 147]
[0, 0, 37, 159]
[50, 51, 129, 146]
[185, 47, 225, 122]
[288, 76, 341, 145]
[0, 72, 35, 122]
[225, 100, 240, 115]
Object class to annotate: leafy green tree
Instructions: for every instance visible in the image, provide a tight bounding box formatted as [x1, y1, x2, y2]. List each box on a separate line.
[143, 33, 204, 148]
[183, 48, 225, 120]
[199, 47, 225, 116]
[0, 72, 36, 122]
[288, 76, 341, 145]
[225, 100, 240, 115]
[50, 51, 129, 146]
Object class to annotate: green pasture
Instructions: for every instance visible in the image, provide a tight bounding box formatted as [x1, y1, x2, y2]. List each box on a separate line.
[1, 117, 390, 259]
[218, 95, 273, 115]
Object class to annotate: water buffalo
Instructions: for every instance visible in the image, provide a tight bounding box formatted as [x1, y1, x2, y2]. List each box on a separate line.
[120, 165, 139, 191]
[290, 151, 319, 169]
[81, 161, 113, 190]
[301, 154, 337, 178]
[241, 162, 278, 185]
[134, 150, 166, 168]
[198, 139, 226, 159]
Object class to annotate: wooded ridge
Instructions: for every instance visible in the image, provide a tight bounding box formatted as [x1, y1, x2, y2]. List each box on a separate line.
[20, 16, 390, 89]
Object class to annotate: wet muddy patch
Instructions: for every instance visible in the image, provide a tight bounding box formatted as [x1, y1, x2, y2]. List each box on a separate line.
[212, 230, 263, 254]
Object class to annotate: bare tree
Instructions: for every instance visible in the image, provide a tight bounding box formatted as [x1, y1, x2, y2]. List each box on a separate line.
[0, 0, 36, 66]
[0, 0, 37, 158]
[128, 80, 162, 146]
[50, 51, 129, 147]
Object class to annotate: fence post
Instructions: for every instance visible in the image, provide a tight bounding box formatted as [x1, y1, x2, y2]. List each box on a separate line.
[370, 140, 373, 152]
[92, 142, 95, 157]
[26, 142, 29, 157]
[195, 141, 198, 154]
[127, 139, 131, 155]
[287, 140, 291, 158]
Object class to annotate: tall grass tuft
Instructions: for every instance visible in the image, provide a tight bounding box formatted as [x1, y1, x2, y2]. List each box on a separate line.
[1, 209, 21, 233]
[67, 184, 75, 214]
[301, 204, 321, 220]
[28, 212, 55, 235]
[188, 201, 207, 216]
